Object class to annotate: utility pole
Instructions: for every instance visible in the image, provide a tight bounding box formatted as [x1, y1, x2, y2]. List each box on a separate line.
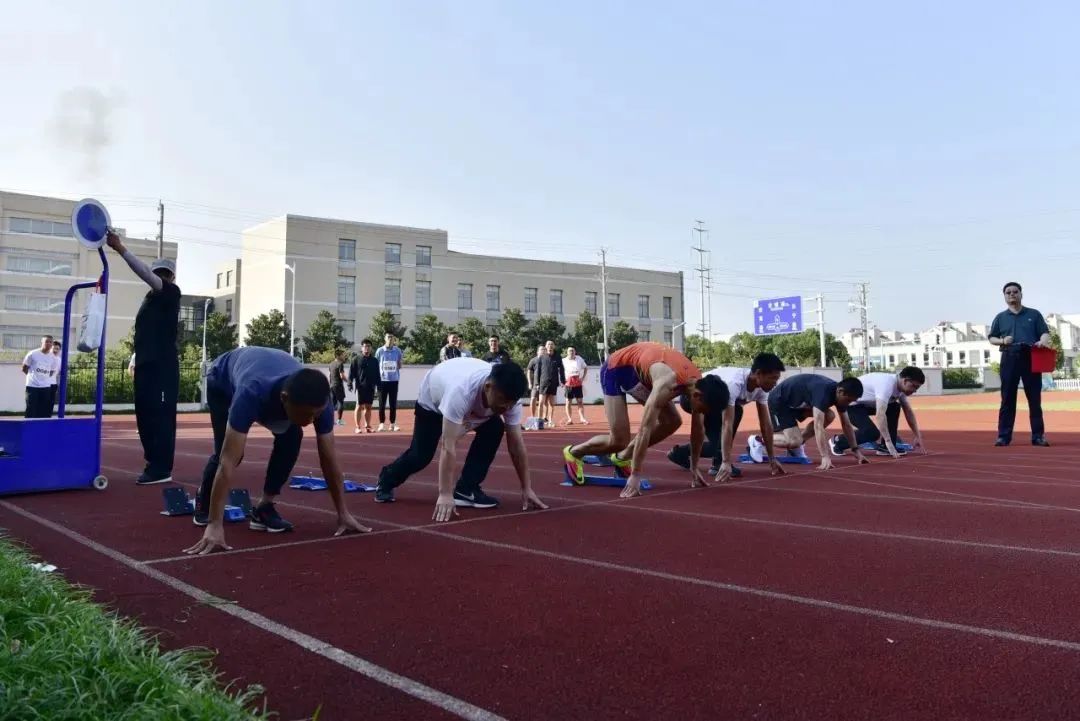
[813, 293, 827, 367]
[599, 248, 610, 360]
[849, 282, 871, 370]
[156, 200, 164, 258]
[692, 220, 709, 337]
[200, 298, 210, 407]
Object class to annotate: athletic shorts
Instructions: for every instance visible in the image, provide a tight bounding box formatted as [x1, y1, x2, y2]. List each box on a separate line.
[541, 380, 558, 396]
[356, 386, 375, 405]
[332, 386, 346, 403]
[767, 393, 813, 432]
[599, 361, 650, 403]
[566, 386, 583, 400]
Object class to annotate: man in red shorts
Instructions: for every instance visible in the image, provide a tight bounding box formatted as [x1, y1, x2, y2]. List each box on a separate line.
[563, 341, 728, 497]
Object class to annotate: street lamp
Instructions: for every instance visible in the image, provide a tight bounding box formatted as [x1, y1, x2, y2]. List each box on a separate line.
[200, 298, 211, 406]
[284, 262, 297, 357]
[671, 321, 686, 347]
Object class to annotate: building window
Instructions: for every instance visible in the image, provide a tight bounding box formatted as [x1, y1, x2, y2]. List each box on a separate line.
[585, 291, 598, 315]
[226, 270, 233, 287]
[385, 243, 401, 265]
[550, 289, 563, 315]
[663, 296, 673, 320]
[524, 287, 538, 313]
[339, 320, 355, 344]
[888, 355, 895, 366]
[337, 276, 355, 305]
[638, 295, 650, 318]
[486, 285, 500, 311]
[7, 217, 72, 237]
[640, 330, 651, 341]
[923, 353, 930, 365]
[607, 293, 620, 317]
[911, 353, 918, 364]
[664, 330, 673, 345]
[2, 331, 61, 350]
[416, 280, 431, 309]
[416, 245, 432, 267]
[946, 352, 953, 365]
[984, 349, 991, 363]
[339, 238, 356, 262]
[7, 256, 73, 276]
[385, 278, 401, 307]
[959, 351, 967, 364]
[216, 273, 222, 289]
[5, 294, 63, 312]
[457, 283, 473, 310]
[225, 299, 233, 318]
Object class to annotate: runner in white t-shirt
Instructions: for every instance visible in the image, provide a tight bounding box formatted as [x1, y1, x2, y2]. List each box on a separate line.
[668, 353, 787, 481]
[828, 367, 927, 458]
[561, 347, 589, 426]
[375, 357, 549, 521]
[22, 335, 56, 418]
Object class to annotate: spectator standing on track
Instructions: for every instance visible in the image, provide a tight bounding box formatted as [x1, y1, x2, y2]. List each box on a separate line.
[563, 341, 729, 497]
[526, 345, 545, 420]
[375, 333, 403, 432]
[747, 374, 868, 471]
[561, 346, 589, 425]
[106, 230, 180, 486]
[22, 335, 55, 419]
[127, 352, 135, 378]
[184, 346, 371, 555]
[483, 335, 512, 365]
[536, 340, 565, 423]
[375, 357, 547, 520]
[989, 282, 1052, 447]
[48, 340, 62, 417]
[438, 332, 463, 363]
[668, 352, 787, 482]
[828, 367, 928, 458]
[328, 349, 348, 426]
[349, 339, 380, 433]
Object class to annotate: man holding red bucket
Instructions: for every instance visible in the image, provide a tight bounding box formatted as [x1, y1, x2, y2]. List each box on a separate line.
[988, 282, 1053, 447]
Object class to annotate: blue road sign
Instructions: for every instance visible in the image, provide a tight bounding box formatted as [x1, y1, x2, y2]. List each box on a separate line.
[71, 198, 111, 250]
[753, 296, 802, 336]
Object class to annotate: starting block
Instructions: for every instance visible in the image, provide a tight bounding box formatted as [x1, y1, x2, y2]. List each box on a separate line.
[582, 454, 614, 467]
[858, 441, 913, 452]
[523, 417, 547, 430]
[737, 454, 812, 465]
[160, 486, 247, 522]
[289, 475, 377, 492]
[560, 467, 653, 490]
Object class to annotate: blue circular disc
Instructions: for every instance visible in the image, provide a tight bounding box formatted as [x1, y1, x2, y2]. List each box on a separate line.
[75, 204, 108, 242]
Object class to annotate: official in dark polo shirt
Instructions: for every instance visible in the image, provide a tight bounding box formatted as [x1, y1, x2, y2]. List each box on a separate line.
[106, 231, 181, 483]
[988, 281, 1051, 447]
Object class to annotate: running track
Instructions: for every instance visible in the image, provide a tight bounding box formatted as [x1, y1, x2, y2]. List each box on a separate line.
[2, 394, 1079, 720]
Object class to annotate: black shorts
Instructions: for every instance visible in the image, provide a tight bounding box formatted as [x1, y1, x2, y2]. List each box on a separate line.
[541, 380, 558, 396]
[356, 386, 375, 405]
[332, 386, 346, 403]
[767, 394, 812, 432]
[566, 386, 583, 400]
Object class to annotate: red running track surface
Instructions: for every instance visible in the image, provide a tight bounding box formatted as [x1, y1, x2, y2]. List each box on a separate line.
[3, 396, 1080, 720]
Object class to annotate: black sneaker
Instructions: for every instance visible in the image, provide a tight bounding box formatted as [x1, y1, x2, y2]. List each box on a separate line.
[374, 485, 395, 503]
[249, 503, 293, 533]
[453, 488, 499, 508]
[667, 447, 691, 470]
[136, 472, 172, 486]
[193, 486, 210, 527]
[994, 437, 1010, 447]
[1032, 436, 1051, 447]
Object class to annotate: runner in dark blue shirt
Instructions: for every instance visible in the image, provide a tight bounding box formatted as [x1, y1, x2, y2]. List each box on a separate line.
[988, 282, 1052, 446]
[184, 347, 371, 555]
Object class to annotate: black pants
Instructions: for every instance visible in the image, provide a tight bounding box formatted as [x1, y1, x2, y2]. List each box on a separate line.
[24, 387, 53, 419]
[332, 386, 346, 418]
[378, 381, 399, 424]
[670, 404, 744, 467]
[134, 360, 179, 477]
[378, 405, 504, 494]
[832, 403, 901, 452]
[998, 348, 1044, 441]
[199, 385, 302, 501]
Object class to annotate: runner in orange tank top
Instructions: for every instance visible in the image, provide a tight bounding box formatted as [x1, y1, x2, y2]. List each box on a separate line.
[563, 342, 730, 497]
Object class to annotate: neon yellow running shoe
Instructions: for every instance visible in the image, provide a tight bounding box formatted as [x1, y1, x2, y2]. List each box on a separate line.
[563, 445, 585, 485]
[609, 454, 632, 479]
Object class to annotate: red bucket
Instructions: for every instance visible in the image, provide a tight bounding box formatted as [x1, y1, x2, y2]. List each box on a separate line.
[1031, 346, 1056, 373]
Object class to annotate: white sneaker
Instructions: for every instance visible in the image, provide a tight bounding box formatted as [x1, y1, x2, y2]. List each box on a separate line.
[828, 435, 843, 456]
[354, 427, 362, 434]
[377, 423, 385, 432]
[391, 424, 400, 432]
[747, 435, 766, 463]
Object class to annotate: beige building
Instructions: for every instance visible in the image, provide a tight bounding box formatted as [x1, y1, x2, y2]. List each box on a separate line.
[236, 215, 685, 352]
[0, 191, 178, 355]
[207, 258, 241, 325]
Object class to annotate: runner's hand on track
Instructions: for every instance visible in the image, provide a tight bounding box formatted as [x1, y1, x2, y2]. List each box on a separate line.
[433, 493, 458, 522]
[335, 512, 373, 535]
[818, 456, 834, 471]
[184, 524, 231, 555]
[522, 489, 548, 511]
[769, 459, 786, 476]
[713, 463, 733, 483]
[690, 467, 709, 488]
[620, 474, 644, 498]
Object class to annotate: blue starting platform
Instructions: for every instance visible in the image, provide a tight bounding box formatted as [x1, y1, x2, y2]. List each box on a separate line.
[289, 476, 377, 492]
[737, 454, 812, 465]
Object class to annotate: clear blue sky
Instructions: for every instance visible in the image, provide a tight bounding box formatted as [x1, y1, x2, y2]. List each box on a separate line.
[4, 1, 1080, 337]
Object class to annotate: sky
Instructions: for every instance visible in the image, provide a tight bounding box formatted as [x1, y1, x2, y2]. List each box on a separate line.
[4, 0, 1080, 338]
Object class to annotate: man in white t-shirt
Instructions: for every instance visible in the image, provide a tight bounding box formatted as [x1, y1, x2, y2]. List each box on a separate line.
[668, 353, 787, 481]
[561, 346, 589, 426]
[829, 367, 927, 458]
[22, 335, 56, 418]
[48, 340, 62, 416]
[375, 357, 548, 521]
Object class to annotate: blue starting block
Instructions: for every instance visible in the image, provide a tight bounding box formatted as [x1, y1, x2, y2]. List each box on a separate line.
[560, 467, 653, 490]
[582, 454, 614, 467]
[858, 441, 913, 452]
[289, 475, 377, 492]
[737, 454, 812, 465]
[160, 486, 247, 522]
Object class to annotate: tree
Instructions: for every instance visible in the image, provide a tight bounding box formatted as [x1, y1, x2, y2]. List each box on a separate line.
[303, 310, 350, 354]
[1049, 329, 1064, 369]
[727, 332, 763, 365]
[452, 317, 489, 357]
[683, 334, 733, 369]
[203, 311, 238, 361]
[495, 308, 530, 362]
[369, 309, 408, 346]
[570, 311, 604, 364]
[407, 314, 449, 364]
[244, 309, 291, 351]
[607, 320, 639, 352]
[522, 315, 567, 363]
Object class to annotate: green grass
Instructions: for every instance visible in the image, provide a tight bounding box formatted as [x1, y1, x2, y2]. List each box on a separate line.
[0, 537, 273, 721]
